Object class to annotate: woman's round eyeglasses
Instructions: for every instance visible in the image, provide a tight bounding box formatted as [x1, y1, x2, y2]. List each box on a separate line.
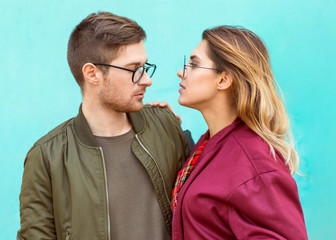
[183, 55, 219, 77]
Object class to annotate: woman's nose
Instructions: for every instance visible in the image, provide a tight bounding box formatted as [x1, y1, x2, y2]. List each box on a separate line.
[177, 68, 184, 79]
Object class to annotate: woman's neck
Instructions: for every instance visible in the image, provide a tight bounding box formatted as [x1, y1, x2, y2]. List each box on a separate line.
[200, 103, 238, 138]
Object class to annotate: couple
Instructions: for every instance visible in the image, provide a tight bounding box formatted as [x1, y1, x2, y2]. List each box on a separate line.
[17, 11, 308, 240]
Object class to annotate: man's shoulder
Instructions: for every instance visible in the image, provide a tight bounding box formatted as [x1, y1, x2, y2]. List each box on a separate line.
[140, 105, 179, 125]
[32, 118, 75, 148]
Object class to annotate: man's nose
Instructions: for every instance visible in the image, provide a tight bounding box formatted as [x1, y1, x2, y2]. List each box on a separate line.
[138, 71, 152, 87]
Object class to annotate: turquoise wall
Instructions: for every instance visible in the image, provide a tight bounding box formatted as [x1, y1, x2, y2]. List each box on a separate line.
[1, 0, 335, 239]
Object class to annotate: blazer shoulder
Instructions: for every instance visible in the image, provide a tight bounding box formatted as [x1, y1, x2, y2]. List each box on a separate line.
[230, 124, 289, 174]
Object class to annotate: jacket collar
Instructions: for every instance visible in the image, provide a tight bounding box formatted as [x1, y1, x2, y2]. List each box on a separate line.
[191, 117, 242, 155]
[73, 104, 145, 147]
[128, 110, 145, 134]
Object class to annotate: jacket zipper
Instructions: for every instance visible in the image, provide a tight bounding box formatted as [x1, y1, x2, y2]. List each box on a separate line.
[65, 229, 71, 240]
[135, 134, 171, 204]
[99, 147, 111, 240]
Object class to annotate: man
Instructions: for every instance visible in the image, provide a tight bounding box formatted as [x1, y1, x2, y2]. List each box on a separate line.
[18, 12, 190, 240]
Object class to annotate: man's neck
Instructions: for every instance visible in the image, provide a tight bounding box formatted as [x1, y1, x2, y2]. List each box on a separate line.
[82, 100, 132, 137]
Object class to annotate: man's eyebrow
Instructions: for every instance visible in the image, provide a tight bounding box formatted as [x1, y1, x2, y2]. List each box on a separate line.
[124, 59, 148, 67]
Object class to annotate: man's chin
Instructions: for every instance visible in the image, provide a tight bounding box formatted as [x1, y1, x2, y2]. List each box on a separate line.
[124, 102, 144, 113]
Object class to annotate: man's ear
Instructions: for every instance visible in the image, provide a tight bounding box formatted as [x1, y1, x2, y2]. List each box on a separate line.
[217, 72, 233, 90]
[82, 63, 100, 86]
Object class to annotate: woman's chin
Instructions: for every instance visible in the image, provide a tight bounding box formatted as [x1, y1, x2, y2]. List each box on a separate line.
[178, 96, 187, 106]
[178, 97, 193, 108]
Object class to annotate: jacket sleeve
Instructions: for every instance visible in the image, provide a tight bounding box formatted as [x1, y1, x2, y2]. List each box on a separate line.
[160, 106, 191, 167]
[227, 171, 308, 240]
[183, 130, 195, 155]
[17, 144, 56, 240]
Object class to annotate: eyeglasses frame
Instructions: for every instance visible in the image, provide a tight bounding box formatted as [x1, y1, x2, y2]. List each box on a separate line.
[183, 55, 219, 77]
[93, 62, 157, 83]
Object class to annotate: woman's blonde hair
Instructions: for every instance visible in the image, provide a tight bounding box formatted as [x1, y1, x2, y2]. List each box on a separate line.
[203, 26, 299, 175]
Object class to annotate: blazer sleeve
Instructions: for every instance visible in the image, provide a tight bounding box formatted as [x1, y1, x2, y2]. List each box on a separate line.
[227, 170, 308, 240]
[17, 144, 56, 240]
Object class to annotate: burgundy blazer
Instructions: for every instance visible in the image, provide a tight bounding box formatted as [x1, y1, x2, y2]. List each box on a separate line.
[172, 118, 308, 240]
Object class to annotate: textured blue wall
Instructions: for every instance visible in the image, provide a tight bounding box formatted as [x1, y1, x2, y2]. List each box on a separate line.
[1, 1, 335, 239]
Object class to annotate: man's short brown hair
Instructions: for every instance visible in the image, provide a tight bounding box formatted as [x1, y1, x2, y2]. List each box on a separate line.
[67, 11, 146, 89]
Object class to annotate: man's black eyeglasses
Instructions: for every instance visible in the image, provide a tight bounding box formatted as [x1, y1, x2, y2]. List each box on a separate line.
[93, 62, 157, 83]
[183, 55, 219, 77]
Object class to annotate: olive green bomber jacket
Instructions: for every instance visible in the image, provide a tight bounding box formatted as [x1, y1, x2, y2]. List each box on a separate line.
[17, 105, 190, 240]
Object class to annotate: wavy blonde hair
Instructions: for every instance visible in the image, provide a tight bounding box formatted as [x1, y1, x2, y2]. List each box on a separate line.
[203, 26, 299, 175]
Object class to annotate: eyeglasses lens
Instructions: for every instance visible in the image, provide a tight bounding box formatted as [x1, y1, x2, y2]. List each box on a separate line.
[146, 65, 155, 78]
[133, 64, 156, 83]
[183, 55, 186, 77]
[133, 67, 145, 83]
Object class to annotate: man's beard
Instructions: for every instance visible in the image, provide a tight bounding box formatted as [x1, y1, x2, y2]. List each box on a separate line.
[98, 81, 145, 113]
[100, 97, 144, 113]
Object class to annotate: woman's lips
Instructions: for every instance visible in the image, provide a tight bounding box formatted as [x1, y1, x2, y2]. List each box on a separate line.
[179, 83, 185, 93]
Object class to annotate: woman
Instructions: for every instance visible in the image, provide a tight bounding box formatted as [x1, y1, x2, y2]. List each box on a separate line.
[171, 26, 308, 239]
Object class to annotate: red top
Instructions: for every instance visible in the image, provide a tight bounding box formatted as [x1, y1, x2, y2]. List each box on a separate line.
[172, 118, 308, 240]
[172, 140, 208, 212]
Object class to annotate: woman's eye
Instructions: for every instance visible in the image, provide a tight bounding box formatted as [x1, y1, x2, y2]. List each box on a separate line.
[189, 62, 198, 67]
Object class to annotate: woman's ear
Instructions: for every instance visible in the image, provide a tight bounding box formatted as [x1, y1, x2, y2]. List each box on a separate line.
[217, 72, 233, 90]
[82, 63, 100, 86]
